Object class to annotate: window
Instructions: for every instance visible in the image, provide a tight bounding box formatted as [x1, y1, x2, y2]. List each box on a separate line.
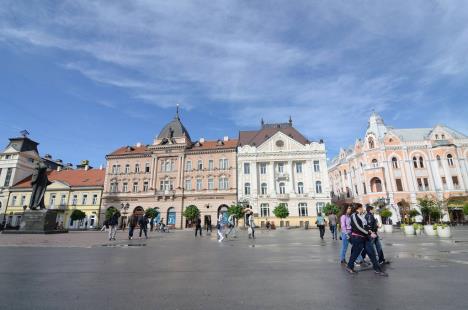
[436, 155, 442, 167]
[279, 182, 286, 194]
[260, 203, 270, 217]
[164, 161, 171, 172]
[196, 178, 202, 191]
[171, 160, 175, 171]
[197, 160, 203, 171]
[435, 134, 439, 139]
[244, 182, 251, 195]
[4, 168, 13, 187]
[391, 157, 398, 169]
[368, 137, 375, 149]
[185, 161, 192, 171]
[219, 176, 229, 190]
[125, 164, 130, 174]
[184, 179, 192, 190]
[278, 162, 284, 173]
[371, 159, 378, 168]
[92, 194, 98, 205]
[244, 162, 250, 174]
[116, 165, 120, 174]
[296, 162, 303, 173]
[424, 178, 429, 190]
[208, 160, 214, 171]
[315, 181, 322, 194]
[260, 163, 267, 174]
[441, 177, 447, 188]
[5, 154, 11, 159]
[441, 134, 445, 139]
[354, 185, 358, 195]
[12, 196, 17, 206]
[208, 177, 214, 190]
[396, 179, 403, 191]
[219, 159, 228, 170]
[370, 178, 382, 192]
[316, 202, 325, 214]
[135, 164, 140, 173]
[60, 195, 66, 205]
[159, 179, 173, 191]
[413, 156, 418, 168]
[123, 182, 128, 192]
[452, 176, 459, 188]
[20, 195, 26, 206]
[145, 163, 150, 173]
[363, 182, 367, 194]
[261, 183, 267, 195]
[81, 194, 88, 205]
[298, 203, 308, 216]
[297, 182, 304, 194]
[143, 182, 149, 192]
[419, 156, 424, 168]
[133, 182, 139, 192]
[112, 165, 117, 174]
[313, 160, 320, 172]
[72, 195, 78, 205]
[447, 154, 454, 166]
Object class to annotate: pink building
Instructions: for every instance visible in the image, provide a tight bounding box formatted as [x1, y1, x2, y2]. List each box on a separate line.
[102, 108, 237, 228]
[328, 112, 468, 223]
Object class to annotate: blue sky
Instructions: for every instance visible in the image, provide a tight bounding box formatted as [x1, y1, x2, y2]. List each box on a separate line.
[1, 1, 467, 167]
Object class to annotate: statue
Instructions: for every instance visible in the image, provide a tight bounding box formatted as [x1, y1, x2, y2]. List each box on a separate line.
[28, 160, 51, 210]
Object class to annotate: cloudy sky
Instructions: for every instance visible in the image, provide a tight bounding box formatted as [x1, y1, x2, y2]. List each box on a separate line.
[1, 1, 467, 167]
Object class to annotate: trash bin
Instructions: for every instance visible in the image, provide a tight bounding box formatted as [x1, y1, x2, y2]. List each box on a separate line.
[304, 221, 309, 230]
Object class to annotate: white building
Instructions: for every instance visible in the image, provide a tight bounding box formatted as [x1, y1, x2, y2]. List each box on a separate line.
[237, 119, 330, 227]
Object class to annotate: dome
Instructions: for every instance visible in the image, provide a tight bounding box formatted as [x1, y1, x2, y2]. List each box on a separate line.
[157, 107, 191, 141]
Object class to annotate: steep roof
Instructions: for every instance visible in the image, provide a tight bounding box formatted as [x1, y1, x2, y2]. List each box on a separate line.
[3, 137, 39, 153]
[157, 107, 191, 141]
[107, 145, 149, 156]
[239, 122, 309, 147]
[189, 139, 238, 150]
[12, 169, 105, 188]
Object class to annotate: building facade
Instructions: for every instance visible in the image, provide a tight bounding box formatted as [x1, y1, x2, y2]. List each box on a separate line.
[102, 109, 237, 229]
[237, 119, 330, 227]
[328, 112, 468, 223]
[4, 168, 105, 229]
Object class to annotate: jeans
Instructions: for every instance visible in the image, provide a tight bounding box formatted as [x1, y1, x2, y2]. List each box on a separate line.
[195, 225, 202, 236]
[139, 226, 148, 238]
[318, 225, 325, 239]
[128, 225, 135, 238]
[330, 225, 337, 239]
[108, 225, 117, 240]
[373, 236, 385, 263]
[217, 228, 224, 241]
[347, 235, 382, 272]
[206, 224, 212, 232]
[339, 232, 349, 261]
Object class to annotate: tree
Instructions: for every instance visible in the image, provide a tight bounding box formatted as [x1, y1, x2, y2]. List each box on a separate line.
[145, 208, 159, 219]
[183, 205, 200, 221]
[273, 203, 289, 219]
[322, 203, 340, 215]
[105, 207, 120, 221]
[228, 204, 245, 220]
[418, 196, 438, 224]
[70, 209, 86, 223]
[464, 203, 468, 217]
[408, 209, 420, 224]
[380, 209, 392, 225]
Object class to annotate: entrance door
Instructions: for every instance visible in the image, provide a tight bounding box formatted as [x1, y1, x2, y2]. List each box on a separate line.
[167, 207, 176, 225]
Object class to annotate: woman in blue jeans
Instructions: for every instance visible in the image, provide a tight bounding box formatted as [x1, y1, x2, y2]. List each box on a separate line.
[339, 205, 352, 264]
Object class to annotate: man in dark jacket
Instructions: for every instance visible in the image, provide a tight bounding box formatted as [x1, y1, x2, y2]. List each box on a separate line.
[139, 215, 148, 239]
[365, 205, 385, 264]
[195, 215, 202, 237]
[108, 211, 120, 241]
[128, 214, 138, 240]
[346, 205, 387, 276]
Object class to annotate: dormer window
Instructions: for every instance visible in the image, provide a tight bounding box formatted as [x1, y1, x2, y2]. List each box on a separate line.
[435, 134, 439, 140]
[441, 134, 445, 139]
[368, 137, 375, 149]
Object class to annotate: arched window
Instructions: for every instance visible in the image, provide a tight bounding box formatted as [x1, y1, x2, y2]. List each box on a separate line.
[368, 137, 375, 149]
[436, 155, 442, 167]
[279, 182, 286, 194]
[298, 203, 308, 216]
[125, 164, 130, 174]
[164, 161, 171, 172]
[260, 183, 268, 195]
[419, 156, 424, 168]
[447, 154, 454, 166]
[244, 183, 251, 195]
[260, 203, 270, 217]
[297, 182, 304, 194]
[370, 177, 383, 192]
[135, 163, 140, 173]
[371, 159, 378, 168]
[315, 181, 322, 194]
[167, 207, 176, 225]
[391, 157, 398, 169]
[412, 156, 418, 168]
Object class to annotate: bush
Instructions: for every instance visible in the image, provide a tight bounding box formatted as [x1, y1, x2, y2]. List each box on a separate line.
[228, 204, 245, 219]
[322, 203, 340, 215]
[429, 207, 442, 223]
[418, 196, 438, 224]
[70, 209, 86, 222]
[380, 209, 392, 224]
[145, 208, 159, 219]
[105, 207, 119, 220]
[463, 203, 468, 216]
[273, 203, 289, 219]
[409, 209, 420, 218]
[183, 205, 200, 220]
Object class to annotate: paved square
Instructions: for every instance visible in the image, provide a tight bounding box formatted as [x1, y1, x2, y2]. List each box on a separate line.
[1, 227, 467, 310]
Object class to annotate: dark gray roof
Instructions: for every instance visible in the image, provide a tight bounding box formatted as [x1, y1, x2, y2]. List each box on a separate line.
[157, 115, 191, 141]
[239, 121, 309, 146]
[3, 137, 39, 153]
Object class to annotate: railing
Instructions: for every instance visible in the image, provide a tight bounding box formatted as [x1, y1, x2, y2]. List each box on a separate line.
[275, 172, 289, 180]
[277, 193, 289, 200]
[156, 190, 175, 196]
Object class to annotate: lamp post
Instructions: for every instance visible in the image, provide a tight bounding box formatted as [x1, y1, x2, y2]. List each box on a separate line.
[120, 202, 129, 230]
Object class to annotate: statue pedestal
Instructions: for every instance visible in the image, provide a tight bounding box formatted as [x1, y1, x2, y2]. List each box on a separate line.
[3, 210, 68, 234]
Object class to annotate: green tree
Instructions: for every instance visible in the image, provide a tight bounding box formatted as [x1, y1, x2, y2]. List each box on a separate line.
[228, 204, 245, 220]
[380, 208, 392, 225]
[273, 203, 289, 219]
[464, 203, 468, 217]
[322, 203, 340, 215]
[183, 205, 200, 221]
[145, 208, 159, 219]
[408, 209, 420, 224]
[418, 196, 438, 224]
[70, 209, 86, 223]
[105, 207, 119, 221]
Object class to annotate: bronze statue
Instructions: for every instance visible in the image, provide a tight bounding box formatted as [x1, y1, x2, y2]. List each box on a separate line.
[28, 160, 51, 210]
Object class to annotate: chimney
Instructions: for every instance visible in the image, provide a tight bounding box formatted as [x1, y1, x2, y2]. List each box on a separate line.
[223, 136, 229, 142]
[99, 164, 103, 170]
[136, 142, 142, 147]
[57, 166, 62, 172]
[199, 138, 205, 143]
[44, 154, 52, 160]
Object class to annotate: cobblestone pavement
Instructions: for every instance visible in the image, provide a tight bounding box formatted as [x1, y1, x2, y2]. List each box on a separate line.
[1, 227, 468, 310]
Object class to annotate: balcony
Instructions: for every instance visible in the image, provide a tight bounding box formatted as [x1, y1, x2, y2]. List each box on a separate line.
[277, 193, 289, 200]
[156, 190, 175, 197]
[275, 172, 289, 180]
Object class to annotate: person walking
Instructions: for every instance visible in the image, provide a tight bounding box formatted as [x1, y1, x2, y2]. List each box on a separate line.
[365, 205, 386, 264]
[339, 205, 352, 264]
[108, 211, 120, 241]
[316, 213, 326, 239]
[195, 215, 203, 237]
[206, 216, 212, 233]
[346, 205, 387, 276]
[128, 214, 138, 240]
[328, 212, 338, 240]
[217, 213, 225, 242]
[138, 214, 148, 239]
[150, 218, 155, 232]
[247, 212, 256, 239]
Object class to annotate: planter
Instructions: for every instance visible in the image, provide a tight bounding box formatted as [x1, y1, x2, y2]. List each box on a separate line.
[437, 226, 451, 238]
[424, 225, 437, 236]
[383, 224, 393, 233]
[415, 228, 422, 235]
[404, 225, 415, 236]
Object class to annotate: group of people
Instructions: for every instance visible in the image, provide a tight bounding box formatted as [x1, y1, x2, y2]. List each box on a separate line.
[198, 210, 255, 242]
[103, 212, 169, 241]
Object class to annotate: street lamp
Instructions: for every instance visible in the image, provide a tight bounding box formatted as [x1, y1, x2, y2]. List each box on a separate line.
[120, 203, 130, 230]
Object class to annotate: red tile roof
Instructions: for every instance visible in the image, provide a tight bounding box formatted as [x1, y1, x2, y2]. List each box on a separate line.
[12, 169, 106, 188]
[107, 145, 149, 156]
[190, 139, 238, 150]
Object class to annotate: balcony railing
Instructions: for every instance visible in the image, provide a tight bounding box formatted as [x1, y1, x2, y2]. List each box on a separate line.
[277, 193, 289, 200]
[275, 172, 289, 180]
[156, 190, 175, 196]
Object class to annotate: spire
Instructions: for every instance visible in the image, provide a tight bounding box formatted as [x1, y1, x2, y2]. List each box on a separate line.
[261, 118, 264, 127]
[176, 103, 180, 119]
[289, 116, 292, 125]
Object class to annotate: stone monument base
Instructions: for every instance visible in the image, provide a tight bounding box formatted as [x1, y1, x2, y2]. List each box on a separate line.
[2, 209, 68, 234]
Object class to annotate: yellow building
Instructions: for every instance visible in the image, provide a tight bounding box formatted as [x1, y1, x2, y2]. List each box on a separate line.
[4, 168, 105, 229]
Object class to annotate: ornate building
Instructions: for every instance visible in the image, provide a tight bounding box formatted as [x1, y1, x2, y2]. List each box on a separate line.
[328, 112, 468, 223]
[102, 108, 237, 229]
[237, 119, 330, 227]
